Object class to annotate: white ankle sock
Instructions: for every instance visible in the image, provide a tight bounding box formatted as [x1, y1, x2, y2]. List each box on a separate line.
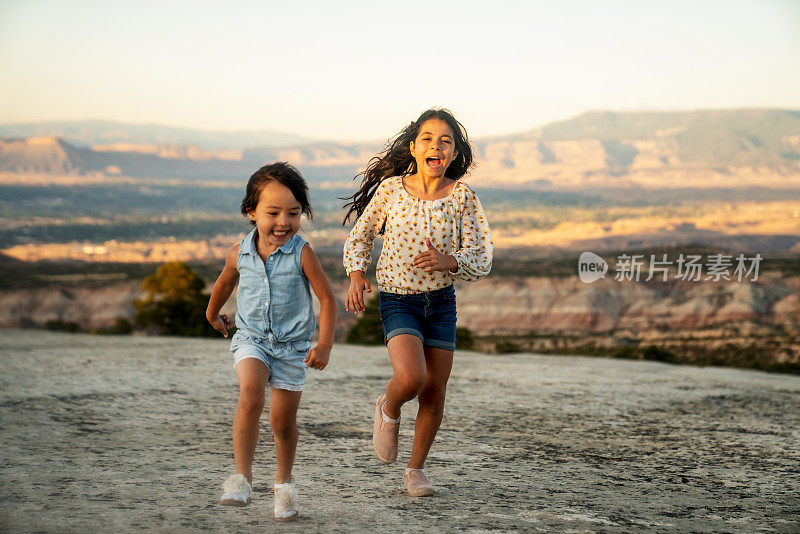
[381, 401, 400, 423]
[405, 468, 424, 474]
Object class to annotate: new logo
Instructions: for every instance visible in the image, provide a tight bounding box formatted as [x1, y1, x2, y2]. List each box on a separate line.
[578, 252, 608, 283]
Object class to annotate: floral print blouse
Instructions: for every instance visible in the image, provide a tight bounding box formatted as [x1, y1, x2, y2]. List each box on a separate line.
[343, 176, 493, 294]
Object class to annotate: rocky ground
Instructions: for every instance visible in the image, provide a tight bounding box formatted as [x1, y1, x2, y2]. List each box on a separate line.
[1, 330, 798, 533]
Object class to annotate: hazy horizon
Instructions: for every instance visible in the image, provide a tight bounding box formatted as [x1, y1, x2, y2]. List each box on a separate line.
[2, 106, 799, 146]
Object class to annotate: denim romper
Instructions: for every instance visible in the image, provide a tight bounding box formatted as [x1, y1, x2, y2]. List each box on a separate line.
[230, 229, 315, 391]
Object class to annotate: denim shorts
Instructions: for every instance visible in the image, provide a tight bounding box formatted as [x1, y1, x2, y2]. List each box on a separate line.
[379, 285, 457, 351]
[229, 331, 311, 391]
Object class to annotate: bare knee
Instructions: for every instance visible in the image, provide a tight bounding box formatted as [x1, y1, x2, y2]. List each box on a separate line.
[237, 387, 265, 416]
[394, 372, 427, 400]
[418, 382, 448, 411]
[269, 413, 297, 440]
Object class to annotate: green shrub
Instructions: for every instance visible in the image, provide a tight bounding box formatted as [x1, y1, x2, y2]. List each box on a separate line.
[641, 345, 676, 363]
[455, 327, 475, 350]
[495, 341, 522, 354]
[345, 294, 384, 345]
[134, 262, 217, 337]
[93, 318, 133, 335]
[45, 319, 80, 333]
[613, 346, 637, 359]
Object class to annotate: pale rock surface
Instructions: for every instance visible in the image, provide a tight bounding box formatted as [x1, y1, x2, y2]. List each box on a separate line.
[0, 330, 798, 532]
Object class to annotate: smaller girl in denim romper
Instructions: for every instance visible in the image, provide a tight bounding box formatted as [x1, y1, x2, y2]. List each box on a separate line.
[206, 162, 336, 521]
[342, 108, 493, 497]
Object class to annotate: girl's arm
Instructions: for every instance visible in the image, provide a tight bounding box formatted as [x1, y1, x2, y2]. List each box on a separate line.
[343, 180, 390, 313]
[301, 243, 337, 370]
[452, 187, 493, 281]
[206, 244, 240, 337]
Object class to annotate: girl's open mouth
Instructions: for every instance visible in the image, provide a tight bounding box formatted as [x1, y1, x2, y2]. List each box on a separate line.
[426, 157, 442, 169]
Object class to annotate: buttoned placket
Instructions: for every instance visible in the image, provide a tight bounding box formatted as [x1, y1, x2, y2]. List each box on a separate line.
[423, 202, 431, 249]
[430, 199, 446, 251]
[264, 254, 276, 346]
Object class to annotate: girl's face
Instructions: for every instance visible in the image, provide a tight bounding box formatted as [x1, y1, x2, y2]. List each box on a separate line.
[247, 181, 302, 251]
[410, 118, 459, 179]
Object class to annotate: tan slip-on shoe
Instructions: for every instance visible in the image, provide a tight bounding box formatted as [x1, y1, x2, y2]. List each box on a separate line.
[273, 481, 298, 521]
[220, 473, 252, 506]
[404, 468, 436, 497]
[373, 394, 399, 463]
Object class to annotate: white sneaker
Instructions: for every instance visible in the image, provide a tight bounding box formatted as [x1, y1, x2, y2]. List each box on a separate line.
[220, 474, 252, 506]
[273, 481, 298, 521]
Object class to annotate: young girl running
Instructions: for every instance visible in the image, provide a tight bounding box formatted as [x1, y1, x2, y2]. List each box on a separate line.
[206, 162, 336, 521]
[342, 108, 493, 496]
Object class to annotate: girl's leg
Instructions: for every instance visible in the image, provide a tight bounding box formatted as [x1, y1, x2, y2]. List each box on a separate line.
[383, 334, 427, 419]
[408, 346, 454, 469]
[233, 358, 269, 483]
[269, 388, 303, 484]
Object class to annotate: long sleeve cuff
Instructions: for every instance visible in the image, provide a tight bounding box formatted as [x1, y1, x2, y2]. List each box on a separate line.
[453, 248, 493, 281]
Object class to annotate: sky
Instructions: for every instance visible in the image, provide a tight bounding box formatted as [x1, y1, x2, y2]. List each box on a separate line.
[0, 0, 798, 141]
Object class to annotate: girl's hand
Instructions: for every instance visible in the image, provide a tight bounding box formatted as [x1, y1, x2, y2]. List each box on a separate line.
[304, 344, 331, 370]
[208, 313, 235, 338]
[413, 238, 458, 273]
[345, 270, 372, 314]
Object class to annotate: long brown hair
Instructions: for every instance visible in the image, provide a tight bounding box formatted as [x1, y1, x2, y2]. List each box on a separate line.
[342, 108, 473, 225]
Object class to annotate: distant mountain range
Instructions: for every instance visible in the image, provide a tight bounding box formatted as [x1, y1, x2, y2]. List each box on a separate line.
[1, 109, 799, 188]
[0, 120, 314, 149]
[502, 108, 800, 168]
[0, 136, 376, 181]
[472, 109, 800, 189]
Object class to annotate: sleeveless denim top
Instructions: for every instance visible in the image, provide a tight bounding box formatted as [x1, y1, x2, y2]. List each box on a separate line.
[235, 229, 315, 343]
